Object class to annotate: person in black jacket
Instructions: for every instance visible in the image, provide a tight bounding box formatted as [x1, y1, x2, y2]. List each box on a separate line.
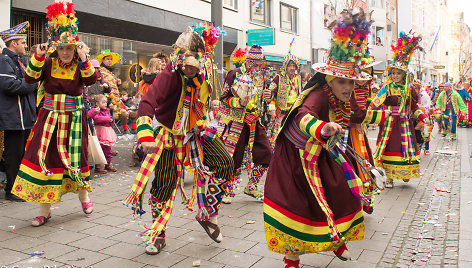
[0, 22, 37, 202]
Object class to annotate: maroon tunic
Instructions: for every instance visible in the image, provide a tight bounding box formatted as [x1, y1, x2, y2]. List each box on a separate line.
[265, 88, 361, 223]
[23, 57, 98, 173]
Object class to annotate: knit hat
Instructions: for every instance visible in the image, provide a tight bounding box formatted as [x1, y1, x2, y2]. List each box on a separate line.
[45, 1, 79, 46]
[280, 38, 300, 74]
[0, 21, 29, 43]
[389, 32, 422, 72]
[246, 45, 266, 69]
[312, 9, 373, 80]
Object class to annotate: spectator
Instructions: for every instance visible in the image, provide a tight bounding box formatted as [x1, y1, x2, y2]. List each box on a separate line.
[0, 22, 37, 202]
[120, 91, 138, 134]
[376, 37, 383, 46]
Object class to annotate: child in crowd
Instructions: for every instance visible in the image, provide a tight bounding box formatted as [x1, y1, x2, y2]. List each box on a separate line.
[120, 91, 138, 134]
[88, 94, 118, 173]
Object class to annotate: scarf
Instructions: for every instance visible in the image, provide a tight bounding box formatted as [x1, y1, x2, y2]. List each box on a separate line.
[39, 93, 85, 186]
[323, 85, 351, 128]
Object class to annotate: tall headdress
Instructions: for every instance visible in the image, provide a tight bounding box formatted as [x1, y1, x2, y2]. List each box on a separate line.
[170, 22, 225, 72]
[232, 48, 247, 68]
[281, 37, 300, 74]
[0, 22, 29, 43]
[45, 1, 79, 45]
[312, 9, 373, 80]
[389, 32, 422, 72]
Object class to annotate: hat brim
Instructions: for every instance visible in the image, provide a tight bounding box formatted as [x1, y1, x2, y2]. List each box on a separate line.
[387, 62, 408, 72]
[360, 61, 382, 69]
[95, 52, 121, 66]
[312, 62, 372, 81]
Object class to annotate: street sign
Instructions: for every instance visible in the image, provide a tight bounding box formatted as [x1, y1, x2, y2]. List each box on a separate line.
[247, 28, 275, 46]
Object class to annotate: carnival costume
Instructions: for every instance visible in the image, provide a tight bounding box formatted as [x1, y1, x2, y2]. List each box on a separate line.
[436, 83, 467, 140]
[457, 82, 471, 127]
[220, 45, 272, 202]
[371, 32, 426, 187]
[264, 9, 388, 267]
[12, 2, 98, 222]
[123, 23, 233, 254]
[266, 39, 303, 147]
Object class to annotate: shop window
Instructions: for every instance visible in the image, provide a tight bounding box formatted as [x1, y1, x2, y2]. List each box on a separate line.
[251, 0, 271, 25]
[280, 3, 297, 33]
[78, 33, 172, 96]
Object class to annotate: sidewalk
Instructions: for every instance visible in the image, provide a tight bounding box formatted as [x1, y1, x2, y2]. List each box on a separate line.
[0, 128, 470, 267]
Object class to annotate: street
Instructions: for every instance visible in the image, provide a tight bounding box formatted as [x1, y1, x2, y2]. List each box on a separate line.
[0, 126, 471, 268]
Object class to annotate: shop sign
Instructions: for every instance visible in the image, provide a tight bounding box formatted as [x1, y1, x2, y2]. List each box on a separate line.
[265, 55, 306, 65]
[247, 28, 275, 46]
[434, 65, 445, 69]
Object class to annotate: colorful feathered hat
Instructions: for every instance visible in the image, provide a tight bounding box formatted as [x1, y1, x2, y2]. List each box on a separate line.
[45, 1, 79, 46]
[170, 22, 224, 71]
[389, 32, 422, 72]
[0, 22, 29, 43]
[232, 48, 247, 68]
[281, 37, 300, 74]
[312, 9, 373, 80]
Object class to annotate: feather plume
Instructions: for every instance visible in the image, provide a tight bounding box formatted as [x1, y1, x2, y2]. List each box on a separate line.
[232, 48, 247, 68]
[391, 31, 422, 66]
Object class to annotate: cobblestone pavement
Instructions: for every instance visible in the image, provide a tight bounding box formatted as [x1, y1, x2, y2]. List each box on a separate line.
[0, 126, 471, 268]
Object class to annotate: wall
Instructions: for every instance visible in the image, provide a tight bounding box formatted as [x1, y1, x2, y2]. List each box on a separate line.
[240, 0, 312, 66]
[0, 0, 11, 48]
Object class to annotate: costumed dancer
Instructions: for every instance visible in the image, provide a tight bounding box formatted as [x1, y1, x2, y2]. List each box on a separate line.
[349, 60, 388, 214]
[418, 85, 433, 154]
[431, 83, 445, 133]
[219, 45, 272, 203]
[371, 32, 429, 188]
[264, 9, 391, 267]
[266, 38, 303, 148]
[12, 1, 98, 225]
[435, 82, 467, 140]
[123, 23, 234, 255]
[457, 81, 471, 127]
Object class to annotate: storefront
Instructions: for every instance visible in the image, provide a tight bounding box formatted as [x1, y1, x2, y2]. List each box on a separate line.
[78, 33, 172, 96]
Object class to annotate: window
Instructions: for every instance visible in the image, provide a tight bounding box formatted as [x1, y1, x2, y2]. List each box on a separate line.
[280, 3, 297, 33]
[373, 26, 385, 46]
[323, 4, 336, 28]
[224, 0, 237, 10]
[250, 0, 271, 25]
[11, 9, 47, 55]
[391, 6, 396, 23]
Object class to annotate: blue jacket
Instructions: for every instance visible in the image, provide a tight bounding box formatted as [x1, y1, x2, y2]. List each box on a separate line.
[0, 48, 37, 130]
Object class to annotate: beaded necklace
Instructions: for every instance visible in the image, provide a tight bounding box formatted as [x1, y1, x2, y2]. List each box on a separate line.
[323, 85, 351, 128]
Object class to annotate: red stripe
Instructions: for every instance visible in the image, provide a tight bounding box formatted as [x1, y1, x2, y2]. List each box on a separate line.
[265, 197, 361, 227]
[22, 158, 64, 173]
[139, 136, 155, 144]
[383, 152, 403, 157]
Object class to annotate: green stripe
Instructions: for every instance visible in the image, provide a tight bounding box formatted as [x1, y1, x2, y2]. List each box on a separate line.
[382, 159, 419, 165]
[263, 212, 364, 243]
[370, 111, 378, 124]
[137, 124, 153, 133]
[304, 117, 318, 135]
[17, 170, 63, 186]
[28, 61, 42, 72]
